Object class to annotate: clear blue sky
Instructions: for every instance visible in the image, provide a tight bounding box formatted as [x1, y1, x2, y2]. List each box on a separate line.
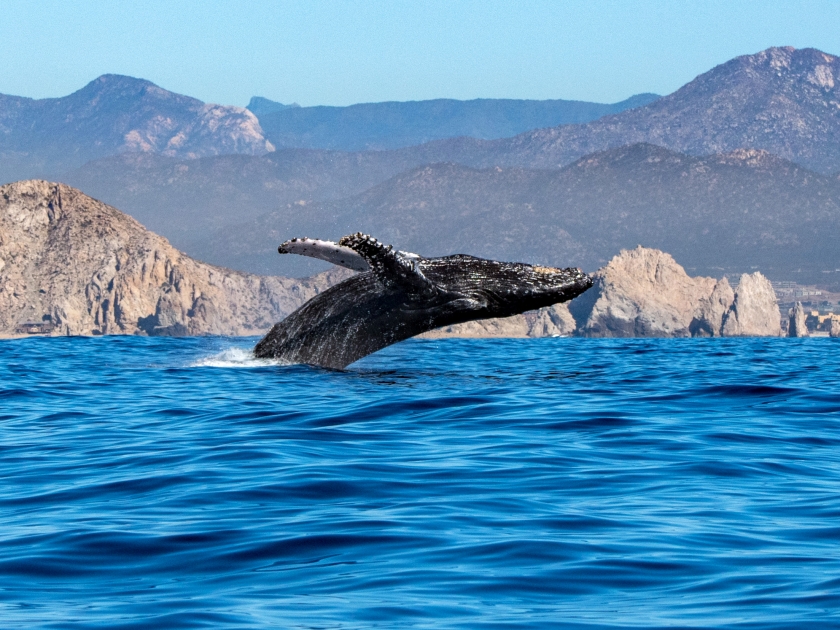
[2, 0, 839, 107]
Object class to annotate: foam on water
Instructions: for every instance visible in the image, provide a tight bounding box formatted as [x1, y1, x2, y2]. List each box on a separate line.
[188, 345, 286, 368]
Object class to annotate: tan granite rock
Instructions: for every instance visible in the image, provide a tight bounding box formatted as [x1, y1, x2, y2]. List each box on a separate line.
[721, 273, 782, 337]
[691, 278, 735, 337]
[569, 247, 781, 338]
[529, 303, 577, 337]
[570, 246, 716, 337]
[0, 180, 344, 337]
[788, 302, 809, 337]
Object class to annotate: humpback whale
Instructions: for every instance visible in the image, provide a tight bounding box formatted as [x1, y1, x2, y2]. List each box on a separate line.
[254, 233, 592, 369]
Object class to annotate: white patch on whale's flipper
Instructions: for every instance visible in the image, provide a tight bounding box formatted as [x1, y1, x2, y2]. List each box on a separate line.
[278, 238, 370, 271]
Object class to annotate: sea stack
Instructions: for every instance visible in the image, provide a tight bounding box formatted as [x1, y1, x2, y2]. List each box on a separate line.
[788, 302, 809, 338]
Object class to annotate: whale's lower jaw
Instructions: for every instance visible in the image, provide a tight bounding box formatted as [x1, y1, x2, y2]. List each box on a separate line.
[255, 233, 593, 369]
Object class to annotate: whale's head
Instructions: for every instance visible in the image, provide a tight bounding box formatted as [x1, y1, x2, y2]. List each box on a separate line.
[419, 254, 593, 318]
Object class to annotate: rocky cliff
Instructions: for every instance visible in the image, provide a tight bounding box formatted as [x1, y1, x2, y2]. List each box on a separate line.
[0, 181, 342, 337]
[0, 185, 786, 342]
[720, 273, 781, 337]
[568, 247, 781, 337]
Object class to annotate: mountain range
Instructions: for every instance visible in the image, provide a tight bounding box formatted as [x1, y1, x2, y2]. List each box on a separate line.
[2, 46, 839, 285]
[190, 143, 840, 283]
[0, 75, 273, 182]
[365, 46, 840, 175]
[250, 93, 659, 151]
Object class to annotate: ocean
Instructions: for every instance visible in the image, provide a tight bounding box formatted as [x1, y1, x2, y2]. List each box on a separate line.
[0, 336, 839, 629]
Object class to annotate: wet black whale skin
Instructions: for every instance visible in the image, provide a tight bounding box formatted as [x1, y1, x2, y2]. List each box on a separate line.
[254, 235, 592, 369]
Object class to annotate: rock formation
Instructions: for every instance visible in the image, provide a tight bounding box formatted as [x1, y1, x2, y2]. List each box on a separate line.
[0, 181, 344, 337]
[830, 317, 840, 338]
[0, 185, 787, 342]
[721, 273, 782, 337]
[424, 303, 576, 338]
[569, 247, 781, 338]
[569, 247, 716, 337]
[788, 302, 810, 337]
[692, 278, 735, 336]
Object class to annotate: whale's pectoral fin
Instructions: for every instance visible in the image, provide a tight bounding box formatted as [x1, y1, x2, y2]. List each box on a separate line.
[278, 237, 371, 272]
[338, 233, 434, 295]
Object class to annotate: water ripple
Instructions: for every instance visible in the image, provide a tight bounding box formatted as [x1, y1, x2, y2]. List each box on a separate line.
[0, 336, 839, 628]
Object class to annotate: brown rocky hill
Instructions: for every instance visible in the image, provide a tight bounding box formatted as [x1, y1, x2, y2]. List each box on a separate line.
[0, 181, 342, 337]
[0, 75, 273, 183]
[385, 47, 840, 174]
[199, 144, 840, 282]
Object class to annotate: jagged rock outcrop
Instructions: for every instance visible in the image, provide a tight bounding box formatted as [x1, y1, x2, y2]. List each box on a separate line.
[830, 317, 840, 338]
[0, 180, 344, 337]
[788, 302, 810, 338]
[569, 247, 717, 337]
[570, 247, 780, 338]
[691, 278, 735, 336]
[721, 273, 782, 336]
[424, 303, 575, 338]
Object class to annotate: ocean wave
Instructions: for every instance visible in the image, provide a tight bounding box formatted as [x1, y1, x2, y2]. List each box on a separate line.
[1, 336, 839, 628]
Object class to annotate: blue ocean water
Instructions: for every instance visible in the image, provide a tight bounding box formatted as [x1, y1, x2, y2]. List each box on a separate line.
[1, 336, 839, 629]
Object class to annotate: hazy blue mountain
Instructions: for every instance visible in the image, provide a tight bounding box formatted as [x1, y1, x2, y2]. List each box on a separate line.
[191, 144, 840, 283]
[255, 93, 660, 151]
[0, 75, 273, 183]
[246, 97, 300, 117]
[60, 148, 426, 251]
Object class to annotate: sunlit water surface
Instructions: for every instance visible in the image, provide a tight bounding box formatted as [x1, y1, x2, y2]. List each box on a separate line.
[1, 336, 839, 629]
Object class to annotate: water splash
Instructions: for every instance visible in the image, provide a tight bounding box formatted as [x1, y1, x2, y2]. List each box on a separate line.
[189, 346, 289, 368]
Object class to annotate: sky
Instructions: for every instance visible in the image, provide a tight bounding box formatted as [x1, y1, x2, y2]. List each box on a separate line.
[2, 0, 839, 107]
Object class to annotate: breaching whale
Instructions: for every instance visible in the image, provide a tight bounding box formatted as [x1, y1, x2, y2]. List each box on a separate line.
[254, 233, 592, 369]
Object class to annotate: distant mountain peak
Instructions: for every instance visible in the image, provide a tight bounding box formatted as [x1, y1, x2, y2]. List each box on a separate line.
[91, 73, 157, 86]
[693, 45, 839, 90]
[0, 75, 274, 179]
[453, 45, 840, 174]
[246, 97, 301, 117]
